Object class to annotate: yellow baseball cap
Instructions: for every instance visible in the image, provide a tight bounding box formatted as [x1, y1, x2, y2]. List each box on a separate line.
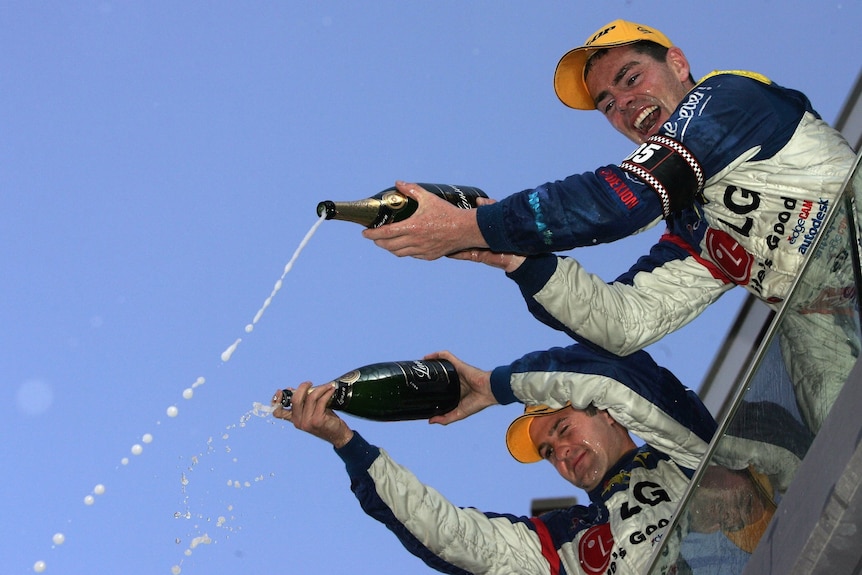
[553, 19, 674, 110]
[505, 403, 571, 464]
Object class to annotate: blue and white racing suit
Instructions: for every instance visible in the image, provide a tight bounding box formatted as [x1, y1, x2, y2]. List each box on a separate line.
[475, 71, 858, 431]
[336, 345, 716, 575]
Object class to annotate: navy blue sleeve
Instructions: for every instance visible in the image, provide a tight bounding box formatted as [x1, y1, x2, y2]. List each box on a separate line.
[489, 363, 517, 405]
[477, 73, 814, 256]
[336, 430, 381, 475]
[477, 166, 664, 254]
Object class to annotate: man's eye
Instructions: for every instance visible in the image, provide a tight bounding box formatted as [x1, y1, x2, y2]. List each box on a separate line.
[542, 447, 554, 460]
[602, 100, 615, 114]
[627, 73, 640, 86]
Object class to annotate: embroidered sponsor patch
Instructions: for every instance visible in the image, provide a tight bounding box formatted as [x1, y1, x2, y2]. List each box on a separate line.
[620, 135, 704, 217]
[598, 167, 639, 210]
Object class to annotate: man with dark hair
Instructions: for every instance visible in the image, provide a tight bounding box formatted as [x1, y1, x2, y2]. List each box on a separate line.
[363, 19, 858, 432]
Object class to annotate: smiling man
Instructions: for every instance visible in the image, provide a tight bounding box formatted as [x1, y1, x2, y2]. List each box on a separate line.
[273, 344, 717, 574]
[363, 19, 857, 433]
[364, 19, 852, 262]
[511, 403, 636, 491]
[581, 39, 693, 141]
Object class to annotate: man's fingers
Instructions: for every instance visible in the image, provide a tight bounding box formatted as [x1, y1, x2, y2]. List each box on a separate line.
[395, 181, 427, 199]
[368, 238, 426, 259]
[429, 407, 465, 426]
[272, 406, 293, 421]
[271, 389, 292, 421]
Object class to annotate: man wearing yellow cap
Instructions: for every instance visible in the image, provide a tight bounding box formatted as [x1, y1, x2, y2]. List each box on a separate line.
[273, 344, 718, 574]
[363, 19, 857, 433]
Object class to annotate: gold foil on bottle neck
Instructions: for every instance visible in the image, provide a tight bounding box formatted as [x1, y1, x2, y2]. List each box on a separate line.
[379, 191, 408, 209]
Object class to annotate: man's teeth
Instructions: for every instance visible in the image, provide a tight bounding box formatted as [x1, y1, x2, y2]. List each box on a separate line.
[634, 106, 658, 130]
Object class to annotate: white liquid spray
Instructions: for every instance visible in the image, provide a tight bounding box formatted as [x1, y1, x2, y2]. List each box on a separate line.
[220, 214, 326, 363]
[32, 216, 326, 573]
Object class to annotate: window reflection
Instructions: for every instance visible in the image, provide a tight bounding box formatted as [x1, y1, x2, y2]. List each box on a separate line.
[646, 151, 862, 574]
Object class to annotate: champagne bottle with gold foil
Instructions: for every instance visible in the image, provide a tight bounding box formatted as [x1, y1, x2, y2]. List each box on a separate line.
[317, 183, 487, 228]
[280, 359, 460, 421]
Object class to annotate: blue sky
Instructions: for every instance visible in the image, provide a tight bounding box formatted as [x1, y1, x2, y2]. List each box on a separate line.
[3, 2, 861, 574]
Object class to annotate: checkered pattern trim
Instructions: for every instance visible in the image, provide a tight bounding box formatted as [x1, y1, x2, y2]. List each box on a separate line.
[620, 135, 704, 218]
[649, 135, 705, 190]
[620, 162, 672, 217]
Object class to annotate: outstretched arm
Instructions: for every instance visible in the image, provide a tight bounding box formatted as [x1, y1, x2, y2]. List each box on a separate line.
[506, 236, 734, 355]
[492, 344, 717, 469]
[272, 379, 554, 574]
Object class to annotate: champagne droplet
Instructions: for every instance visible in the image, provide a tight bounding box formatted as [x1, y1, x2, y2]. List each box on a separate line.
[220, 338, 242, 362]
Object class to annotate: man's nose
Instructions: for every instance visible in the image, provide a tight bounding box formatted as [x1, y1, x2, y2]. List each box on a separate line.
[551, 444, 570, 463]
[616, 92, 636, 112]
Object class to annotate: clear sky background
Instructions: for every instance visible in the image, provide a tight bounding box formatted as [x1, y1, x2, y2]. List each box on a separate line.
[3, 2, 861, 574]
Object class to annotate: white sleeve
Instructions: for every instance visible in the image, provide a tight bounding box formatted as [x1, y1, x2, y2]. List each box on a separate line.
[534, 256, 733, 356]
[366, 448, 553, 575]
[510, 369, 710, 471]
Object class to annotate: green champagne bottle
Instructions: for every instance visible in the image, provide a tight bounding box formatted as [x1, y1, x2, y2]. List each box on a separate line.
[316, 183, 487, 228]
[280, 359, 460, 421]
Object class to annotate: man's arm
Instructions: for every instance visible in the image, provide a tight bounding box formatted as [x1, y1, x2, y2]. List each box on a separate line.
[490, 344, 717, 469]
[363, 170, 665, 260]
[272, 383, 556, 574]
[338, 432, 556, 574]
[507, 236, 734, 356]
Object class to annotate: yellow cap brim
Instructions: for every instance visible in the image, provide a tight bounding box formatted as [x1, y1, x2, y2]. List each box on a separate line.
[553, 47, 599, 110]
[505, 403, 569, 464]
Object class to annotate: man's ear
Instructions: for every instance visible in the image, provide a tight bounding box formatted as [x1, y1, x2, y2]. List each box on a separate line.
[599, 409, 617, 426]
[601, 410, 630, 435]
[666, 46, 692, 85]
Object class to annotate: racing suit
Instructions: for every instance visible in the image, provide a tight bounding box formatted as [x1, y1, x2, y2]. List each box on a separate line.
[335, 345, 716, 575]
[475, 71, 858, 431]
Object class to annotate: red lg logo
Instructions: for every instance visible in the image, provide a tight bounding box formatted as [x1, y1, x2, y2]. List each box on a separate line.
[579, 524, 614, 575]
[705, 228, 752, 284]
